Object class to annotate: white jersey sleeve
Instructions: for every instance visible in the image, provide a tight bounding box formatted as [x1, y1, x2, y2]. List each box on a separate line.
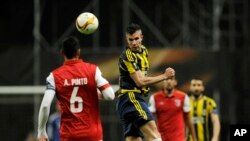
[183, 94, 191, 113]
[37, 73, 56, 138]
[95, 67, 115, 100]
[148, 95, 156, 113]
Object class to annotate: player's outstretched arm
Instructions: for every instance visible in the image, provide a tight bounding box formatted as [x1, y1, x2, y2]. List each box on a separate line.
[130, 67, 175, 87]
[37, 89, 55, 141]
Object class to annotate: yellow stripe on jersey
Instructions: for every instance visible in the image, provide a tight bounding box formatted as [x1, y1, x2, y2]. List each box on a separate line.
[123, 60, 136, 73]
[128, 92, 147, 120]
[196, 98, 205, 141]
[142, 50, 149, 70]
[189, 96, 217, 141]
[126, 49, 135, 62]
[136, 53, 147, 71]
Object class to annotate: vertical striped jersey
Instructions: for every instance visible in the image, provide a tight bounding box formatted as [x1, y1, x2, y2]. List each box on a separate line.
[188, 95, 218, 141]
[118, 46, 149, 95]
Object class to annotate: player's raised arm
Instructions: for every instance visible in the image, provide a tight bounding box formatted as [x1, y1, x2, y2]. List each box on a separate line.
[130, 67, 175, 87]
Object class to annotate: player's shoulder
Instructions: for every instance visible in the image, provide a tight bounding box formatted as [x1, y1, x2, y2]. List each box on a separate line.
[204, 95, 215, 101]
[82, 61, 97, 68]
[120, 47, 137, 62]
[152, 90, 164, 97]
[174, 89, 188, 97]
[141, 45, 148, 52]
[51, 65, 65, 75]
[204, 95, 217, 104]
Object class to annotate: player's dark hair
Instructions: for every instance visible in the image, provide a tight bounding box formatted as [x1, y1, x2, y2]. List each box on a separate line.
[192, 76, 203, 81]
[126, 23, 141, 34]
[61, 36, 80, 59]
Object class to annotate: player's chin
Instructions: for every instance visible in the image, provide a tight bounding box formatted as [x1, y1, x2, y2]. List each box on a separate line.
[132, 47, 140, 52]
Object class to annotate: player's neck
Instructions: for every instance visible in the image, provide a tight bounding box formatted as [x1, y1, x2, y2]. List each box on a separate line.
[164, 88, 173, 96]
[64, 57, 79, 62]
[193, 94, 203, 99]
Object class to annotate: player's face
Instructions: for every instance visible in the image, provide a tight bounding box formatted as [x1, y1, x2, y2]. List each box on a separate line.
[163, 78, 177, 91]
[126, 30, 143, 52]
[190, 79, 204, 96]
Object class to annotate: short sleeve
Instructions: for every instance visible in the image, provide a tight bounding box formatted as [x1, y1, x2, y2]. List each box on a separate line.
[183, 94, 191, 113]
[46, 73, 56, 91]
[148, 95, 156, 113]
[95, 67, 109, 87]
[208, 99, 218, 114]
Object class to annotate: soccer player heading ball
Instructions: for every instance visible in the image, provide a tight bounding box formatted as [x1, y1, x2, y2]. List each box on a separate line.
[116, 23, 175, 141]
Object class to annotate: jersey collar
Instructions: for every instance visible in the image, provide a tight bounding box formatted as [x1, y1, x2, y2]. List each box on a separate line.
[162, 89, 175, 97]
[64, 59, 83, 65]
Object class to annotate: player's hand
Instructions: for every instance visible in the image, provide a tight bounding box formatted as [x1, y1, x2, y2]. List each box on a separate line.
[165, 67, 175, 79]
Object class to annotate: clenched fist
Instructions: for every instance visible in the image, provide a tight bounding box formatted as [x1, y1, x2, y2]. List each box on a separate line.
[165, 67, 175, 79]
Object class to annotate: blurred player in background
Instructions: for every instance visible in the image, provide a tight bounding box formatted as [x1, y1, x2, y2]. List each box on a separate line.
[37, 36, 115, 141]
[187, 77, 220, 141]
[116, 23, 175, 141]
[148, 77, 197, 141]
[47, 101, 60, 141]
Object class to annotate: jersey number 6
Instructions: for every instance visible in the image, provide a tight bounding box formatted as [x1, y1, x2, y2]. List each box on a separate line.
[70, 86, 83, 113]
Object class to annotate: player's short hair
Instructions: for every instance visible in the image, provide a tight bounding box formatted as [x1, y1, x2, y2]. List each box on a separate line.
[61, 36, 80, 59]
[126, 23, 142, 34]
[192, 76, 203, 81]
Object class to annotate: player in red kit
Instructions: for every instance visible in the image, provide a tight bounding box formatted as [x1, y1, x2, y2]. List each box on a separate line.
[37, 36, 115, 141]
[148, 77, 197, 141]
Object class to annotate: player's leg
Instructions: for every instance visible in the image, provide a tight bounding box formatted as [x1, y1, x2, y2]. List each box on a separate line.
[123, 113, 144, 141]
[125, 136, 143, 141]
[130, 94, 161, 141]
[116, 95, 144, 141]
[139, 120, 162, 141]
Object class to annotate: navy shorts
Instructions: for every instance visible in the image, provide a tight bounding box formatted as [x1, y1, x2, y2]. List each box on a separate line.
[116, 92, 154, 138]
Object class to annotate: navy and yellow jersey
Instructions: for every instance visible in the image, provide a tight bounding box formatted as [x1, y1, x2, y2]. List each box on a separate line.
[188, 95, 218, 141]
[116, 46, 154, 137]
[118, 45, 149, 96]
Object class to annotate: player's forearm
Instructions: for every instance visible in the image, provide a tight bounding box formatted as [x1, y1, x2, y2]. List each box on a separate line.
[212, 118, 221, 141]
[210, 114, 220, 141]
[38, 105, 50, 136]
[188, 123, 197, 141]
[136, 74, 166, 87]
[185, 117, 197, 141]
[37, 90, 55, 137]
[145, 74, 167, 85]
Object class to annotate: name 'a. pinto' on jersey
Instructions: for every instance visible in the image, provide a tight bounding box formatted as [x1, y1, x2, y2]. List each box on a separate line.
[118, 45, 149, 95]
[63, 78, 88, 86]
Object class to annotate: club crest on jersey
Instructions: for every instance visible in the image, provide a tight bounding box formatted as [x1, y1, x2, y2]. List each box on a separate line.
[174, 99, 181, 107]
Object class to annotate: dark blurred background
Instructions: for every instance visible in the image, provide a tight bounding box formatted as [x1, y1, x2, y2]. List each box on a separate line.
[0, 0, 249, 140]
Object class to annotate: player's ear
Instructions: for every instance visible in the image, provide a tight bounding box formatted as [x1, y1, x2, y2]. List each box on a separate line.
[76, 49, 81, 57]
[60, 49, 64, 56]
[140, 34, 143, 40]
[174, 79, 178, 86]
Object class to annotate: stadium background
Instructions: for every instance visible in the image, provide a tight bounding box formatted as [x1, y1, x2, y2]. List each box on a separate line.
[0, 0, 249, 140]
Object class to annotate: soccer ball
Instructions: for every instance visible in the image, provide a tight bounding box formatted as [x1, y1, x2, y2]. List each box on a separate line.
[76, 12, 99, 35]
